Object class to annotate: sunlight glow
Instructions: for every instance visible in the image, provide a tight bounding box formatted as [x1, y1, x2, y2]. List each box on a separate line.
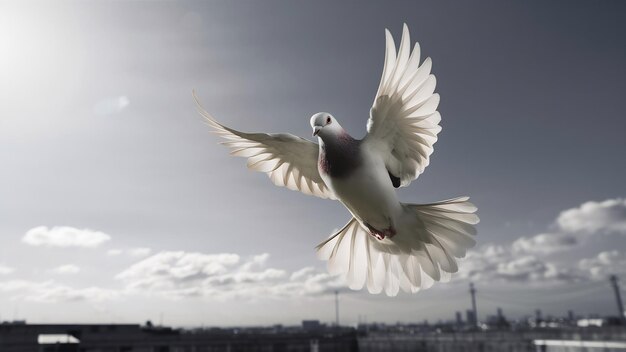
[0, 3, 84, 137]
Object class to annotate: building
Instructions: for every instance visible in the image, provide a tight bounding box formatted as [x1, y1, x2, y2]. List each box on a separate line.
[0, 322, 358, 352]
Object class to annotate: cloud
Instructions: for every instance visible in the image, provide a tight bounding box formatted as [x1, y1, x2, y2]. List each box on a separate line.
[512, 233, 578, 254]
[51, 264, 80, 275]
[457, 244, 580, 284]
[1, 250, 341, 304]
[117, 251, 240, 285]
[116, 251, 341, 299]
[22, 226, 111, 248]
[277, 269, 345, 296]
[0, 280, 42, 292]
[496, 256, 576, 282]
[116, 251, 269, 298]
[457, 197, 626, 285]
[0, 280, 120, 303]
[557, 198, 626, 235]
[290, 266, 316, 281]
[0, 265, 14, 275]
[511, 198, 626, 256]
[239, 253, 269, 271]
[93, 95, 130, 115]
[25, 285, 120, 303]
[579, 251, 626, 281]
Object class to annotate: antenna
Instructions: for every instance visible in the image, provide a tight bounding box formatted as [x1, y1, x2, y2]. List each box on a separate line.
[469, 282, 478, 327]
[610, 275, 625, 323]
[334, 290, 340, 327]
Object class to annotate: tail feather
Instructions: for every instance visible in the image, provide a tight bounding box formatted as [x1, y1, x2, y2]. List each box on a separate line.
[403, 254, 421, 289]
[346, 224, 367, 290]
[429, 237, 458, 273]
[366, 239, 384, 294]
[316, 196, 478, 296]
[419, 245, 441, 281]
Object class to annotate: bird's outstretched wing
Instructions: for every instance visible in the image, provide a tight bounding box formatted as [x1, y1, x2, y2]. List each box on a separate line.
[363, 24, 442, 187]
[194, 91, 336, 200]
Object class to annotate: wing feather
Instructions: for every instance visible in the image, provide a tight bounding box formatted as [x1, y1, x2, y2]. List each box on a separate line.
[364, 24, 442, 187]
[193, 91, 335, 200]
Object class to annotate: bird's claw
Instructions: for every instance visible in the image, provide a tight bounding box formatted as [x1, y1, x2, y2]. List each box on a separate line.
[365, 223, 396, 240]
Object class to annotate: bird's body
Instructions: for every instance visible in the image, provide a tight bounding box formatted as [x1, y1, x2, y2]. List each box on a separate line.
[318, 133, 401, 238]
[195, 24, 479, 296]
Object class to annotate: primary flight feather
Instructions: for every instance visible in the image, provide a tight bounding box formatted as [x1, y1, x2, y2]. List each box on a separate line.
[194, 24, 479, 296]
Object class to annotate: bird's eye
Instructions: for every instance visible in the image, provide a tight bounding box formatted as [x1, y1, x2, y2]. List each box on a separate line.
[326, 117, 331, 124]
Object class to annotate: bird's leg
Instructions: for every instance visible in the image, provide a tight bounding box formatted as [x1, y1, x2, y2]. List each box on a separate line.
[365, 223, 396, 240]
[364, 223, 383, 240]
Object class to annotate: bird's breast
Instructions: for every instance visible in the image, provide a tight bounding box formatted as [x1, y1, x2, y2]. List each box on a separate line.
[320, 146, 402, 230]
[318, 138, 361, 179]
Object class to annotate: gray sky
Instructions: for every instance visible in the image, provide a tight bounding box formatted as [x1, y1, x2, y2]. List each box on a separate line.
[1, 0, 625, 327]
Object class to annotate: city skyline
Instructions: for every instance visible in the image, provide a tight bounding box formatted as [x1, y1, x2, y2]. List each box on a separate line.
[1, 0, 625, 326]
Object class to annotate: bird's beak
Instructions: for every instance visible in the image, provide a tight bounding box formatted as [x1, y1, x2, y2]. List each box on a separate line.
[313, 126, 321, 137]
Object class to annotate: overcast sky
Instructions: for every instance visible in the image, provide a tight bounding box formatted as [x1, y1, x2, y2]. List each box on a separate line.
[1, 0, 625, 327]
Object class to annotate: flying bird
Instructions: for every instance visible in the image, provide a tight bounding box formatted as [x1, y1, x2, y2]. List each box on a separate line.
[194, 24, 478, 296]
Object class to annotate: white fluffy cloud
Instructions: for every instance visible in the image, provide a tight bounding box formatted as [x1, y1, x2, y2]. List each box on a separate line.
[0, 280, 120, 303]
[51, 264, 81, 275]
[0, 265, 14, 275]
[116, 251, 342, 299]
[116, 251, 277, 298]
[0, 250, 341, 304]
[457, 245, 579, 284]
[512, 232, 578, 254]
[579, 250, 626, 281]
[280, 267, 345, 296]
[510, 198, 626, 256]
[458, 197, 626, 285]
[116, 251, 240, 288]
[22, 226, 111, 248]
[557, 198, 626, 235]
[290, 266, 316, 281]
[26, 285, 121, 303]
[93, 95, 130, 115]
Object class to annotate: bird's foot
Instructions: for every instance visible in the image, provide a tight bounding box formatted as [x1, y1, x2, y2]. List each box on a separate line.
[365, 223, 396, 241]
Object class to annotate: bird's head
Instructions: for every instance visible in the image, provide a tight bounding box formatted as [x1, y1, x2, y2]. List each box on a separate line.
[310, 112, 342, 139]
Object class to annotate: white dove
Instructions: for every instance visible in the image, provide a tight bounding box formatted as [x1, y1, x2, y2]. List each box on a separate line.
[194, 24, 478, 296]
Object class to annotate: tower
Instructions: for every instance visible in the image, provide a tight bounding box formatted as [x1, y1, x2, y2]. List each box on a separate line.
[469, 282, 478, 327]
[610, 275, 625, 323]
[334, 290, 340, 327]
